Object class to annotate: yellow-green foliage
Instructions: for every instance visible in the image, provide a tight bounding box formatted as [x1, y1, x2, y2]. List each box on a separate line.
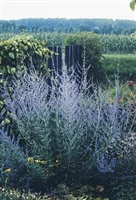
[102, 54, 136, 83]
[0, 34, 50, 82]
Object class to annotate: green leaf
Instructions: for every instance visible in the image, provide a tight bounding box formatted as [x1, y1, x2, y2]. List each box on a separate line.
[0, 50, 3, 56]
[11, 67, 16, 73]
[130, 0, 136, 11]
[35, 50, 42, 57]
[9, 52, 15, 59]
[0, 56, 2, 64]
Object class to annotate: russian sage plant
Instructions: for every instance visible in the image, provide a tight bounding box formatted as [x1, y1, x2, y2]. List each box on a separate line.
[1, 64, 136, 190]
[0, 124, 27, 188]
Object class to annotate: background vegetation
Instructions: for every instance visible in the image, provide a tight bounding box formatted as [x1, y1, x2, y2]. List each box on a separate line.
[102, 54, 136, 83]
[0, 18, 136, 35]
[1, 32, 136, 83]
[0, 15, 136, 199]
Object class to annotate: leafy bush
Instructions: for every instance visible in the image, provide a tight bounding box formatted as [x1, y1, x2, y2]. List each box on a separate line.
[0, 34, 50, 83]
[1, 65, 136, 198]
[64, 32, 103, 82]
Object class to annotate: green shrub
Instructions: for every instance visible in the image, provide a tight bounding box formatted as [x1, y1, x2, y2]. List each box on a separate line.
[64, 32, 103, 82]
[0, 34, 50, 82]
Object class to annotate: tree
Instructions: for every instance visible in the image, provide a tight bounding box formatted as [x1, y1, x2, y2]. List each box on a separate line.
[130, 0, 136, 11]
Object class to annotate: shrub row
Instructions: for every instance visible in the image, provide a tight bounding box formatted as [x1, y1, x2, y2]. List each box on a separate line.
[1, 33, 136, 85]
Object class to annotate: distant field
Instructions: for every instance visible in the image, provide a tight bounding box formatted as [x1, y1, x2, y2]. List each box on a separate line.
[102, 53, 136, 82]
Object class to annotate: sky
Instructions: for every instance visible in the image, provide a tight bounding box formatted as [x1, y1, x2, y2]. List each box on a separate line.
[0, 0, 136, 21]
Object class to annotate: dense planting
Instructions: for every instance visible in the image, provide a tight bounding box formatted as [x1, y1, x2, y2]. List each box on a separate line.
[0, 34, 50, 80]
[100, 34, 136, 54]
[1, 33, 136, 55]
[1, 65, 136, 198]
[0, 30, 136, 198]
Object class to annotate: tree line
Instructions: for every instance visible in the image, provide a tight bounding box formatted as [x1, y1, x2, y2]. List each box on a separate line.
[0, 18, 136, 35]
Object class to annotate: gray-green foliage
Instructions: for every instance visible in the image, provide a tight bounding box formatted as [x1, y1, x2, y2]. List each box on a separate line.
[1, 65, 136, 195]
[0, 129, 25, 187]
